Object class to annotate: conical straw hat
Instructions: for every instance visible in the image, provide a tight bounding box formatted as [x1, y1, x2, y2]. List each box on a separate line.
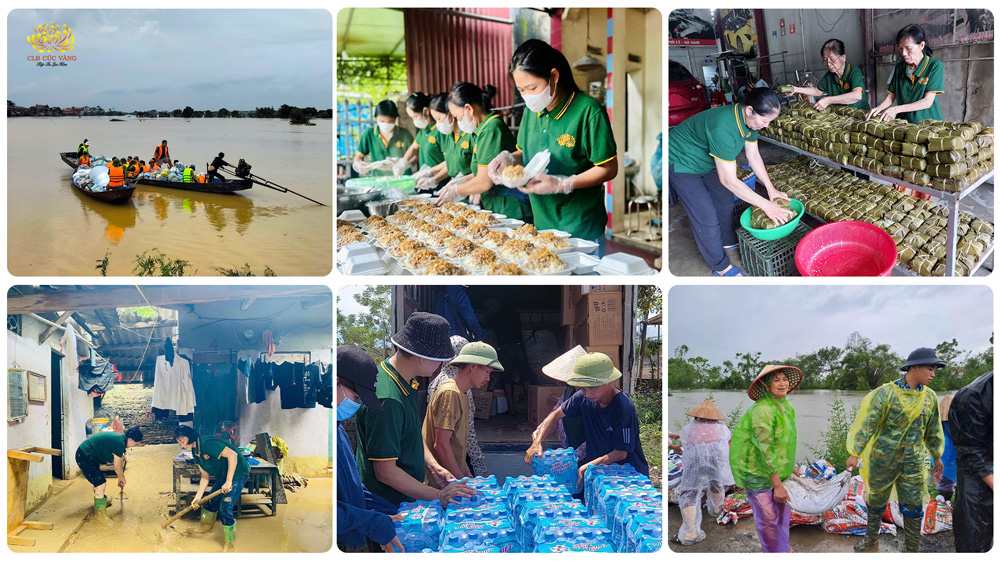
[748, 364, 804, 401]
[541, 346, 587, 383]
[939, 395, 953, 421]
[685, 399, 725, 421]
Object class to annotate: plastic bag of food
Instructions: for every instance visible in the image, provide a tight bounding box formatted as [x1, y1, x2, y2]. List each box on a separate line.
[784, 470, 852, 515]
[498, 150, 550, 188]
[922, 497, 953, 535]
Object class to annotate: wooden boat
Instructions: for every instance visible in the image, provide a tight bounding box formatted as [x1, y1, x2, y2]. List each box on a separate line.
[60, 153, 136, 204]
[59, 152, 252, 194]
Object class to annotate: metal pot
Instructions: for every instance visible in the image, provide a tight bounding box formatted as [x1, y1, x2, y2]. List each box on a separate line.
[366, 199, 398, 217]
[337, 186, 382, 209]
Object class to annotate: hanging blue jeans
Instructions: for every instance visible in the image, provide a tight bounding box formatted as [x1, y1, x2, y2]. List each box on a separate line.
[203, 474, 248, 526]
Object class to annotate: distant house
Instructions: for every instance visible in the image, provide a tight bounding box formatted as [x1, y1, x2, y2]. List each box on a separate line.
[62, 107, 84, 116]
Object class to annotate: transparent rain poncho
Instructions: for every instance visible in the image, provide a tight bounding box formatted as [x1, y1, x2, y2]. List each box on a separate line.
[729, 393, 797, 492]
[847, 382, 945, 508]
[677, 419, 735, 545]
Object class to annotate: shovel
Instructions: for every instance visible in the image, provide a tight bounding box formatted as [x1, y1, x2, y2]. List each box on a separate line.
[161, 489, 226, 529]
[119, 486, 126, 515]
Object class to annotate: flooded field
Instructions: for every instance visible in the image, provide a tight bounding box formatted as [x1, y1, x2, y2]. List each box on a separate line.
[7, 117, 332, 276]
[10, 444, 332, 553]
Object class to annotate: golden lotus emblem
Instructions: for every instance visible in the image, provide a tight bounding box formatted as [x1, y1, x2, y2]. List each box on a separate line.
[27, 22, 75, 53]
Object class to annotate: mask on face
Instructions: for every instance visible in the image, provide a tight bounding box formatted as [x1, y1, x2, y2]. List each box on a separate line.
[522, 76, 555, 113]
[436, 118, 454, 135]
[337, 396, 362, 421]
[458, 111, 477, 134]
[413, 117, 429, 129]
[377, 121, 396, 135]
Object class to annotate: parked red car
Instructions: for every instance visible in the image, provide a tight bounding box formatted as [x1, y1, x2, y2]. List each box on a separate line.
[669, 60, 710, 127]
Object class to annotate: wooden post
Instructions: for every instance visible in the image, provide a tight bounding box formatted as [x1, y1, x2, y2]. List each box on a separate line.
[7, 447, 60, 547]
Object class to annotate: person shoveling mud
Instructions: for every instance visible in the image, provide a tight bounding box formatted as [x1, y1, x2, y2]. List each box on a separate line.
[75, 428, 144, 521]
[173, 426, 250, 552]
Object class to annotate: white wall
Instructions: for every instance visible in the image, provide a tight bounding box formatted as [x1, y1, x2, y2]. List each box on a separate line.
[644, 9, 663, 193]
[759, 10, 865, 84]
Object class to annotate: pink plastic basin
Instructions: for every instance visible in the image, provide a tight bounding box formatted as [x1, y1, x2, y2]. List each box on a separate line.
[795, 221, 898, 277]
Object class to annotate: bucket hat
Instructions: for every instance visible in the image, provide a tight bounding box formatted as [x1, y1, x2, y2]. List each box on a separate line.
[685, 399, 725, 421]
[748, 365, 803, 401]
[566, 353, 621, 388]
[938, 395, 953, 421]
[541, 346, 588, 383]
[900, 347, 948, 371]
[336, 345, 382, 412]
[451, 342, 504, 371]
[391, 312, 455, 362]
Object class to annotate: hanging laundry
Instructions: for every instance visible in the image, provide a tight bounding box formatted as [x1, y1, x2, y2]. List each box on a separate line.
[78, 349, 115, 395]
[152, 347, 196, 416]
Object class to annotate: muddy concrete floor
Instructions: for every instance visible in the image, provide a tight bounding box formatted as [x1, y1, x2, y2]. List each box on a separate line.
[667, 502, 956, 553]
[11, 444, 332, 553]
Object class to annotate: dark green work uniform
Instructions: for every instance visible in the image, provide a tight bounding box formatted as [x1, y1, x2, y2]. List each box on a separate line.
[441, 130, 474, 177]
[80, 432, 126, 464]
[355, 360, 424, 506]
[887, 55, 944, 123]
[816, 62, 870, 110]
[669, 103, 757, 175]
[194, 436, 250, 480]
[472, 113, 532, 220]
[414, 124, 446, 169]
[516, 91, 618, 240]
[356, 126, 414, 177]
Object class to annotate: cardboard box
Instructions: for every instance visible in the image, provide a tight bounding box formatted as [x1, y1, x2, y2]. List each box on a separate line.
[585, 345, 621, 370]
[471, 389, 493, 421]
[581, 285, 622, 296]
[564, 325, 577, 348]
[573, 292, 624, 346]
[561, 287, 577, 326]
[528, 385, 567, 427]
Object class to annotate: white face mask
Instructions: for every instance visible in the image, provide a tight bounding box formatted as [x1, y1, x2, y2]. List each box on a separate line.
[458, 111, 477, 134]
[522, 77, 555, 113]
[412, 117, 429, 129]
[377, 121, 395, 135]
[436, 118, 454, 135]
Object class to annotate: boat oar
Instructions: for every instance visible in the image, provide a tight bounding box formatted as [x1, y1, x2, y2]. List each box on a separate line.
[219, 166, 327, 206]
[161, 489, 226, 529]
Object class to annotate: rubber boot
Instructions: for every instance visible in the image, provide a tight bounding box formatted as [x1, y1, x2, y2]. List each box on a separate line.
[103, 495, 112, 508]
[94, 496, 108, 521]
[198, 509, 218, 533]
[854, 508, 882, 552]
[903, 517, 921, 553]
[223, 523, 236, 552]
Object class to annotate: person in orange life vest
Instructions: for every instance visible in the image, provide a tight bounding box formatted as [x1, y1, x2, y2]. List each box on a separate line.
[153, 140, 171, 166]
[107, 159, 126, 188]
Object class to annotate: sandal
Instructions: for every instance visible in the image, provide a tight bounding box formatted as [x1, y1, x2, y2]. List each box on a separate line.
[713, 265, 744, 277]
[670, 535, 683, 545]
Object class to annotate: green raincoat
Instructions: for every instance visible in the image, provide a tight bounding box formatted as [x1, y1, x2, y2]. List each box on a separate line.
[729, 393, 797, 492]
[846, 381, 945, 507]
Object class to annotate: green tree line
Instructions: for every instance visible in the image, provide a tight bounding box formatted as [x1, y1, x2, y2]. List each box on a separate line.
[8, 100, 332, 120]
[669, 331, 993, 393]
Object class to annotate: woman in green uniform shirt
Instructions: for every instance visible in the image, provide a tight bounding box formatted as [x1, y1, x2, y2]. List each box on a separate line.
[437, 83, 532, 221]
[668, 88, 792, 277]
[400, 92, 446, 181]
[786, 39, 869, 111]
[867, 24, 944, 123]
[424, 93, 475, 192]
[488, 39, 618, 252]
[353, 100, 414, 177]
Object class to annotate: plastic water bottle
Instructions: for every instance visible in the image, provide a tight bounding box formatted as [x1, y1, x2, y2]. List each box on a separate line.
[517, 504, 589, 549]
[582, 464, 640, 507]
[613, 504, 661, 548]
[503, 474, 556, 505]
[443, 507, 511, 526]
[395, 530, 438, 552]
[531, 448, 581, 494]
[597, 486, 660, 526]
[440, 527, 521, 553]
[395, 500, 444, 543]
[625, 522, 663, 553]
[533, 527, 614, 553]
[530, 517, 607, 551]
[460, 475, 500, 489]
[440, 542, 501, 553]
[589, 473, 651, 509]
[512, 489, 573, 516]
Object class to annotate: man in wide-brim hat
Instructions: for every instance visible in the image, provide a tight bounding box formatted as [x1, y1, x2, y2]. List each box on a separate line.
[354, 312, 476, 517]
[422, 342, 503, 481]
[846, 347, 946, 553]
[524, 353, 649, 488]
[541, 346, 589, 458]
[673, 398, 734, 545]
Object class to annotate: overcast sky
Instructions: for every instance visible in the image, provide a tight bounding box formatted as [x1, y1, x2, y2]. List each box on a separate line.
[669, 285, 993, 364]
[8, 9, 332, 111]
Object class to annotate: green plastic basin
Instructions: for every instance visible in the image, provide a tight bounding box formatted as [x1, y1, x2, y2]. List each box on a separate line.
[740, 198, 805, 241]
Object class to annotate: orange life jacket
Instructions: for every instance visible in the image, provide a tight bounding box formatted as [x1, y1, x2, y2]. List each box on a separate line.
[79, 154, 90, 166]
[108, 165, 125, 187]
[153, 144, 169, 159]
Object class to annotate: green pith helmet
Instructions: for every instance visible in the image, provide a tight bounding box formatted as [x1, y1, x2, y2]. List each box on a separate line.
[566, 353, 621, 388]
[451, 342, 504, 371]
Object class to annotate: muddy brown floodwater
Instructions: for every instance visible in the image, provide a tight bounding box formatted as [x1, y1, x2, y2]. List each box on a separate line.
[7, 117, 332, 276]
[12, 444, 331, 553]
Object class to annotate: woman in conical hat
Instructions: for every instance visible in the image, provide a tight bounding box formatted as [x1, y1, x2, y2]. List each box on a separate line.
[728, 365, 803, 552]
[674, 398, 734, 545]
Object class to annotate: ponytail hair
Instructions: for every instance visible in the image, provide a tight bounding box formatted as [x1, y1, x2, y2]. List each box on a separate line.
[509, 38, 580, 93]
[429, 93, 449, 115]
[374, 99, 399, 118]
[742, 87, 782, 117]
[405, 92, 431, 113]
[896, 24, 932, 56]
[449, 82, 497, 112]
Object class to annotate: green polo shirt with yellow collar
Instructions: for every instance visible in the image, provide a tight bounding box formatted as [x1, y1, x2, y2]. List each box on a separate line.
[354, 359, 424, 506]
[516, 91, 618, 240]
[356, 125, 414, 176]
[414, 124, 446, 169]
[669, 103, 757, 175]
[472, 112, 532, 220]
[441, 130, 474, 177]
[887, 55, 944, 123]
[816, 62, 870, 110]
